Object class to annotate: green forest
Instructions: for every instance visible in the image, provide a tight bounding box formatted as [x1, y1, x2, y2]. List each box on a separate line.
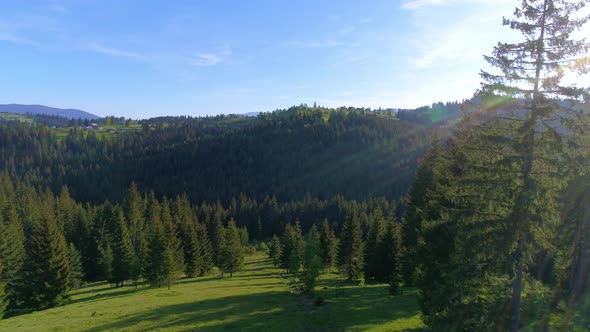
[0, 0, 589, 331]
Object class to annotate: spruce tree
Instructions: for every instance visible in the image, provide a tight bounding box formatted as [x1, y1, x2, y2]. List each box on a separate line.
[302, 230, 322, 293]
[67, 243, 84, 290]
[338, 211, 364, 280]
[110, 210, 133, 287]
[124, 183, 147, 285]
[401, 137, 441, 285]
[381, 213, 402, 291]
[280, 221, 304, 273]
[365, 208, 385, 280]
[0, 198, 25, 314]
[196, 222, 214, 276]
[0, 258, 6, 319]
[174, 196, 201, 278]
[21, 206, 71, 310]
[219, 219, 245, 277]
[447, 0, 590, 329]
[269, 234, 281, 267]
[208, 212, 225, 266]
[145, 204, 167, 287]
[160, 199, 185, 277]
[319, 219, 338, 273]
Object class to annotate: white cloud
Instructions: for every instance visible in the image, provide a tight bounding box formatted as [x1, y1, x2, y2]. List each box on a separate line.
[0, 32, 41, 46]
[190, 53, 224, 66]
[85, 42, 142, 59]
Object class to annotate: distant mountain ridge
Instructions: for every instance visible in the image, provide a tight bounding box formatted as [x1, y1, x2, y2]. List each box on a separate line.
[0, 104, 100, 120]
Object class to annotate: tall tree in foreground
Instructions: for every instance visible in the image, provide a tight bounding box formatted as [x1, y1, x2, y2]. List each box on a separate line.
[21, 207, 70, 310]
[338, 211, 364, 280]
[219, 219, 244, 277]
[110, 211, 133, 287]
[0, 258, 6, 319]
[301, 229, 322, 293]
[319, 219, 338, 273]
[268, 234, 281, 267]
[365, 208, 385, 280]
[437, 0, 590, 330]
[280, 221, 304, 273]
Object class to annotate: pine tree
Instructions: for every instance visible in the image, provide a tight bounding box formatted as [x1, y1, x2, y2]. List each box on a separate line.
[21, 206, 71, 310]
[401, 137, 442, 285]
[302, 230, 322, 293]
[239, 227, 249, 246]
[145, 203, 167, 287]
[365, 208, 385, 280]
[381, 213, 402, 291]
[442, 0, 590, 329]
[160, 199, 185, 278]
[319, 219, 338, 273]
[174, 196, 201, 278]
[280, 221, 304, 273]
[110, 210, 133, 287]
[0, 258, 6, 319]
[124, 183, 147, 285]
[269, 234, 281, 267]
[0, 197, 25, 314]
[208, 212, 225, 266]
[196, 222, 214, 276]
[219, 219, 245, 277]
[338, 211, 364, 280]
[67, 243, 84, 290]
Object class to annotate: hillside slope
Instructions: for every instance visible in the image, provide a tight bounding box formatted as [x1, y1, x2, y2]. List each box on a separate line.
[0, 104, 100, 120]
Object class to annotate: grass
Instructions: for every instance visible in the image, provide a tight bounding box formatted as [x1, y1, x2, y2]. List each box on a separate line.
[0, 112, 33, 123]
[0, 253, 425, 331]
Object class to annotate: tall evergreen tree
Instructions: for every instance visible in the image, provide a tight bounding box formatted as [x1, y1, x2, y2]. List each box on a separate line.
[66, 243, 84, 290]
[280, 221, 304, 273]
[196, 222, 214, 276]
[110, 210, 133, 287]
[0, 197, 25, 314]
[160, 198, 185, 277]
[208, 212, 225, 266]
[124, 183, 147, 285]
[219, 219, 245, 277]
[441, 0, 590, 329]
[269, 234, 281, 267]
[174, 196, 201, 278]
[302, 230, 322, 293]
[0, 257, 6, 319]
[365, 208, 385, 280]
[401, 137, 441, 285]
[338, 211, 364, 280]
[21, 206, 70, 310]
[319, 219, 338, 273]
[381, 212, 402, 292]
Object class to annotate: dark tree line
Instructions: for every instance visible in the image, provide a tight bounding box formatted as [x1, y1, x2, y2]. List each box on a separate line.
[0, 105, 461, 204]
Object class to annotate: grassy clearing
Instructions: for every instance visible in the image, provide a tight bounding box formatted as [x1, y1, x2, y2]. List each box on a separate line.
[0, 253, 425, 331]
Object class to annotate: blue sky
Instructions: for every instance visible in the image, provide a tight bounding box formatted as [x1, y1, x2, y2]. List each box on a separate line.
[0, 0, 535, 118]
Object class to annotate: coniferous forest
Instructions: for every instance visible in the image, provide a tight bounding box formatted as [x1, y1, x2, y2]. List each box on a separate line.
[0, 0, 589, 331]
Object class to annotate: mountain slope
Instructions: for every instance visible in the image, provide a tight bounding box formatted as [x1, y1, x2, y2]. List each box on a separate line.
[0, 104, 100, 120]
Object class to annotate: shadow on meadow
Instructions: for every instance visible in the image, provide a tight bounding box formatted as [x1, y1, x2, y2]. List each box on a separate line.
[82, 291, 306, 332]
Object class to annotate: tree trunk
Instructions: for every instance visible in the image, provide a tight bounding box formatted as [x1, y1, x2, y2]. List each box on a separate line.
[510, 242, 524, 332]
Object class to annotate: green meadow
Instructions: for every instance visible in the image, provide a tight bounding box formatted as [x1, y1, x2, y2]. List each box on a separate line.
[0, 253, 425, 332]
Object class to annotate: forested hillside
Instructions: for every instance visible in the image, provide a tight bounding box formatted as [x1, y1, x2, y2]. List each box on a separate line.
[0, 104, 461, 204]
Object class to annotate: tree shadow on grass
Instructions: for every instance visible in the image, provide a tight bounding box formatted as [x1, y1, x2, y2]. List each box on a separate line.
[80, 283, 422, 332]
[82, 291, 307, 332]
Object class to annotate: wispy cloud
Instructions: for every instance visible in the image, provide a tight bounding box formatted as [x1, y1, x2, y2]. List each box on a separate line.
[283, 40, 344, 49]
[0, 32, 41, 46]
[190, 53, 223, 66]
[84, 42, 142, 59]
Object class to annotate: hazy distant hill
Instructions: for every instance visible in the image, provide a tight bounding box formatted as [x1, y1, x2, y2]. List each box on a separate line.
[0, 104, 100, 120]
